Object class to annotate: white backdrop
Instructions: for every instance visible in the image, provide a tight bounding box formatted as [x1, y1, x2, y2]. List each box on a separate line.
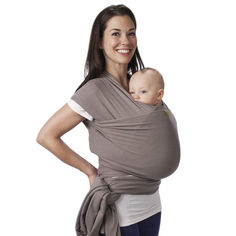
[0, 0, 235, 235]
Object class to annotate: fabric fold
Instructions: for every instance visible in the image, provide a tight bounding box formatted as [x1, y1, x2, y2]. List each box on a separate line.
[76, 176, 121, 236]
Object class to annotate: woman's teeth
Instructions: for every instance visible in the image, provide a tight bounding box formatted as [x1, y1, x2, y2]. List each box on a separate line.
[117, 49, 130, 53]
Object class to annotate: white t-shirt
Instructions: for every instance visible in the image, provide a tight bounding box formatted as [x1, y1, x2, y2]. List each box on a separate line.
[67, 99, 162, 227]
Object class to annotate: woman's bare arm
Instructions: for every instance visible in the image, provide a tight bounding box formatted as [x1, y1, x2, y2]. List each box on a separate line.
[36, 103, 97, 179]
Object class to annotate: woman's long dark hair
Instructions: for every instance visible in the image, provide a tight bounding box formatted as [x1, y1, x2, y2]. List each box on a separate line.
[75, 4, 144, 92]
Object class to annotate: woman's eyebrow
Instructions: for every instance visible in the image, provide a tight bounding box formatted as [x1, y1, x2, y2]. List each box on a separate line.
[110, 28, 136, 32]
[110, 28, 121, 32]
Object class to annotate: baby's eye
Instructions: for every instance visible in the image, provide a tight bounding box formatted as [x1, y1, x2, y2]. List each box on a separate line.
[129, 91, 134, 94]
[141, 90, 147, 94]
[112, 32, 119, 36]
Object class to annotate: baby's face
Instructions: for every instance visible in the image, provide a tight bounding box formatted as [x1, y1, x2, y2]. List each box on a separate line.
[129, 72, 162, 105]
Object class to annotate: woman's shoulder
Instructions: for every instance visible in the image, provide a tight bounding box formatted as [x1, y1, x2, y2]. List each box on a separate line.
[79, 76, 108, 91]
[72, 75, 108, 101]
[74, 78, 104, 96]
[86, 76, 109, 88]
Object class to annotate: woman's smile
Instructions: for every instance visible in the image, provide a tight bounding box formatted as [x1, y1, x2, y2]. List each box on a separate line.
[116, 49, 132, 56]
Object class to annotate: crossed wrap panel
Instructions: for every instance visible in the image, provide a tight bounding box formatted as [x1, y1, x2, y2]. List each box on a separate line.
[71, 72, 181, 236]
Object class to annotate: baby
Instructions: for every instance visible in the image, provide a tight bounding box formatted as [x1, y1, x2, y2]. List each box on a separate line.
[129, 68, 165, 106]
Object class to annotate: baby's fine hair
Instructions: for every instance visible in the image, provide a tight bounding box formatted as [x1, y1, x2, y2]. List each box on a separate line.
[138, 67, 165, 89]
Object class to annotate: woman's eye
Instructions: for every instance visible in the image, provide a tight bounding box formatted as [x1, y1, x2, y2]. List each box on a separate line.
[112, 32, 119, 36]
[129, 32, 136, 36]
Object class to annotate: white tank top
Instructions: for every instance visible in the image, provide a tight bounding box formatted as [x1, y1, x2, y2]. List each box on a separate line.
[67, 99, 162, 227]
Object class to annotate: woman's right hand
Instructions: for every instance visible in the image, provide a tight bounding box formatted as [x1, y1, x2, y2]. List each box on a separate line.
[88, 168, 98, 187]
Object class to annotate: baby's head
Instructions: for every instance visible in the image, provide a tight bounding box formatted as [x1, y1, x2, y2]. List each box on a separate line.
[129, 68, 165, 106]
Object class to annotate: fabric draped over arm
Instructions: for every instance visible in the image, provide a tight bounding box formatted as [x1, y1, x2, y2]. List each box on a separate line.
[70, 72, 181, 236]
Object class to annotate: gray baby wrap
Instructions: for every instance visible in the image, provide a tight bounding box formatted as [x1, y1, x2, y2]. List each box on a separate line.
[71, 72, 181, 236]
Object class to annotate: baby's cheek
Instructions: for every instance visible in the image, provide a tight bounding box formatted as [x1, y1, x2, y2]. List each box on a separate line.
[130, 94, 135, 99]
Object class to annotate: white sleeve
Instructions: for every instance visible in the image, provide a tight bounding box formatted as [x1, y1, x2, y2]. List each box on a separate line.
[67, 99, 94, 121]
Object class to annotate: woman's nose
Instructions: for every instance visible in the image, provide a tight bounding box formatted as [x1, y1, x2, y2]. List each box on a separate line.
[120, 34, 129, 45]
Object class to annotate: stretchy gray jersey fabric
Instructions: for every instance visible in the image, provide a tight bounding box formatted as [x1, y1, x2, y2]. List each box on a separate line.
[67, 99, 162, 228]
[71, 71, 181, 236]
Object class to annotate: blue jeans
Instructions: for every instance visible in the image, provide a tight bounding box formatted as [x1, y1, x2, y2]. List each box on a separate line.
[98, 211, 161, 236]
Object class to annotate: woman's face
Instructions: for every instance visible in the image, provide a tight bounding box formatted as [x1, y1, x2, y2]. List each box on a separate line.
[100, 15, 137, 69]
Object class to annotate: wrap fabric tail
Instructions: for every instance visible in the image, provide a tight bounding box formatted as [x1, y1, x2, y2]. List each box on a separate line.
[71, 72, 181, 236]
[75, 174, 161, 236]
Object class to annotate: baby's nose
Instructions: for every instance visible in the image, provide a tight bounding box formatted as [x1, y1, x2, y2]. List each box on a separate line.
[133, 94, 140, 99]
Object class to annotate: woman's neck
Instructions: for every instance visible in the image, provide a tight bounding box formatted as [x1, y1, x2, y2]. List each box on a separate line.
[105, 65, 129, 91]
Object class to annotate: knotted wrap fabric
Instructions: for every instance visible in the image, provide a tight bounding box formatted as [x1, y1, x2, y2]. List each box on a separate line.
[71, 72, 181, 236]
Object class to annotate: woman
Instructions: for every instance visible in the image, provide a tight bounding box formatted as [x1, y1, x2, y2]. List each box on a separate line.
[37, 5, 163, 236]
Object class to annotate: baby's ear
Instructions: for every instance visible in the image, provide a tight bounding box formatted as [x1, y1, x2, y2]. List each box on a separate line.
[157, 89, 164, 99]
